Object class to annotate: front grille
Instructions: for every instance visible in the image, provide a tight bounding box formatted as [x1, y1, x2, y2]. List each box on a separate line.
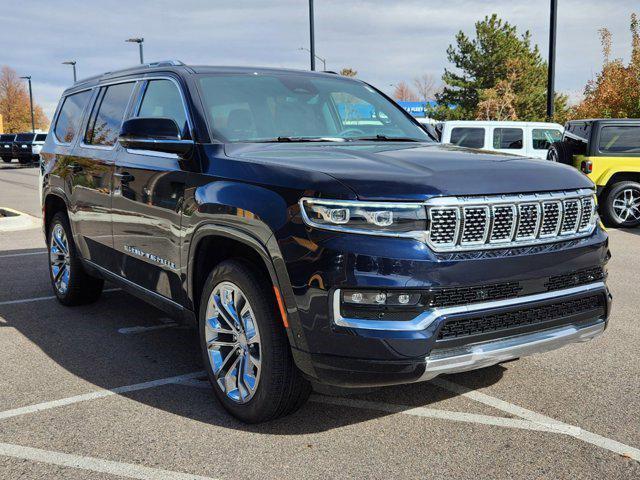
[545, 266, 605, 291]
[437, 294, 605, 341]
[426, 190, 596, 252]
[428, 282, 522, 308]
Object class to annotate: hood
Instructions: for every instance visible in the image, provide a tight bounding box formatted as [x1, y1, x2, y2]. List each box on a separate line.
[224, 142, 593, 201]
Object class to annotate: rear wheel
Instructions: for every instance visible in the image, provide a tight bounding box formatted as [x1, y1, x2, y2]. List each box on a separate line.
[547, 141, 573, 165]
[602, 181, 640, 228]
[199, 259, 311, 423]
[48, 212, 104, 305]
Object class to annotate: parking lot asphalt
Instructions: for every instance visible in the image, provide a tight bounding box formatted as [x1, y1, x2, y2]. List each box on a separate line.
[0, 166, 639, 479]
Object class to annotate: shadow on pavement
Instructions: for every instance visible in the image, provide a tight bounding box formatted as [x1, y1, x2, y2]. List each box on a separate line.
[0, 247, 506, 434]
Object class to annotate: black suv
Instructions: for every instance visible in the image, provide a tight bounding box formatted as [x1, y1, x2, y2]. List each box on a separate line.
[41, 62, 611, 423]
[1, 134, 16, 163]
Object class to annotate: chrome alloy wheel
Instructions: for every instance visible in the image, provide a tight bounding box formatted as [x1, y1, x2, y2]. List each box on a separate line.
[612, 188, 640, 223]
[49, 223, 70, 295]
[205, 281, 261, 403]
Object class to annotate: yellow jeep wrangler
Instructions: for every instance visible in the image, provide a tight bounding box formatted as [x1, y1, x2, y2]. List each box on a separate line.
[548, 119, 640, 228]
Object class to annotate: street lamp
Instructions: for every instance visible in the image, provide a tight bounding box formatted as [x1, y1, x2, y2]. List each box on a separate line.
[20, 76, 35, 133]
[62, 61, 77, 82]
[298, 47, 326, 71]
[546, 0, 558, 119]
[125, 37, 144, 64]
[308, 0, 316, 71]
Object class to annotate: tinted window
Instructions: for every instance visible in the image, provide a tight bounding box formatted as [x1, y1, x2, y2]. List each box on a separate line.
[532, 128, 563, 150]
[16, 133, 35, 141]
[85, 82, 135, 146]
[493, 128, 523, 149]
[54, 90, 92, 143]
[0, 134, 15, 141]
[599, 126, 640, 154]
[197, 74, 431, 142]
[137, 79, 188, 137]
[35, 134, 47, 141]
[450, 127, 485, 148]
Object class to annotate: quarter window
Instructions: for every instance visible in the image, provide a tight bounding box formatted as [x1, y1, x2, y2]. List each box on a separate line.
[36, 134, 47, 141]
[85, 82, 135, 146]
[598, 126, 640, 154]
[137, 80, 188, 137]
[450, 127, 485, 148]
[493, 128, 523, 150]
[54, 90, 92, 143]
[532, 129, 563, 150]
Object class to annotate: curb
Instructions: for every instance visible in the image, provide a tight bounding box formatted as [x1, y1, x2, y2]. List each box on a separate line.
[0, 207, 40, 231]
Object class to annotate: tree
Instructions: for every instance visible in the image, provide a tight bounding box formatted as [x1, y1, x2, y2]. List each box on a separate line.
[0, 65, 49, 133]
[475, 59, 519, 121]
[571, 14, 640, 119]
[393, 81, 418, 101]
[432, 14, 567, 121]
[413, 74, 439, 102]
[339, 68, 358, 78]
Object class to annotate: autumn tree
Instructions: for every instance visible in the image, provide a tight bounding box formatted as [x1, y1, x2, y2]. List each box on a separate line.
[475, 59, 519, 121]
[0, 65, 49, 133]
[393, 81, 418, 101]
[413, 74, 439, 102]
[339, 68, 358, 78]
[571, 14, 640, 119]
[431, 14, 567, 121]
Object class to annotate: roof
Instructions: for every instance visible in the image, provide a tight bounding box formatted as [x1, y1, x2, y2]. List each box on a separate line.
[442, 120, 564, 129]
[567, 118, 640, 124]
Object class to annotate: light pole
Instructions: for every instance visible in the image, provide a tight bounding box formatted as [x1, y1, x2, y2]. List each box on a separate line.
[546, 0, 558, 119]
[308, 0, 316, 71]
[62, 61, 77, 82]
[126, 37, 144, 64]
[20, 76, 35, 133]
[298, 47, 326, 70]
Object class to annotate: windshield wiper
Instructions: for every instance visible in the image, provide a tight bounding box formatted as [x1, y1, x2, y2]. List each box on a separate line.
[347, 135, 421, 142]
[258, 136, 347, 143]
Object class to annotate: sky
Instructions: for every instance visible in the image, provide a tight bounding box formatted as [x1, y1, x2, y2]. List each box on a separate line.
[1, 0, 637, 119]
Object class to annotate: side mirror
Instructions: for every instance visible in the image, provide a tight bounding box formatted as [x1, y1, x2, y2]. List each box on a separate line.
[118, 117, 193, 155]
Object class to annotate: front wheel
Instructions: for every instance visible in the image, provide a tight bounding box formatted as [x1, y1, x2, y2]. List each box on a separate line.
[199, 259, 311, 423]
[602, 181, 640, 228]
[48, 212, 104, 305]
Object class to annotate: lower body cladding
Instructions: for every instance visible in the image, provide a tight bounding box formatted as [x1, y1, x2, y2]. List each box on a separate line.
[286, 229, 611, 388]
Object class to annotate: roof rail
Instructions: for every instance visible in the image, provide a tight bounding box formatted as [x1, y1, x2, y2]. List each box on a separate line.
[146, 60, 185, 67]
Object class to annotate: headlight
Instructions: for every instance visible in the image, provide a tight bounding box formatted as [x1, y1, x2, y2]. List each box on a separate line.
[300, 198, 426, 238]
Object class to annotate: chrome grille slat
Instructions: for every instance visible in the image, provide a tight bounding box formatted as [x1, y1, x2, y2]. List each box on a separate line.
[426, 189, 597, 252]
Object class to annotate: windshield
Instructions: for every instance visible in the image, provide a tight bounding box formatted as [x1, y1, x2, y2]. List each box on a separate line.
[197, 73, 432, 143]
[16, 133, 35, 141]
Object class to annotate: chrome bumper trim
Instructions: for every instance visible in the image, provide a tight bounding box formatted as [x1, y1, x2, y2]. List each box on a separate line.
[333, 281, 607, 331]
[417, 319, 605, 381]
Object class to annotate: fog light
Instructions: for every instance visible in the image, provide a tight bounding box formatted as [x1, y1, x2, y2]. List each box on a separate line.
[398, 294, 410, 304]
[350, 292, 364, 303]
[341, 290, 421, 306]
[374, 292, 387, 304]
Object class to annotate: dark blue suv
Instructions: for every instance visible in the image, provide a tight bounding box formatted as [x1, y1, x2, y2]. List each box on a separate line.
[41, 61, 611, 422]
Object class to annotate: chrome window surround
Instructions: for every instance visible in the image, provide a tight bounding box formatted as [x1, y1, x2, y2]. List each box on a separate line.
[333, 281, 606, 332]
[425, 189, 597, 253]
[300, 189, 597, 253]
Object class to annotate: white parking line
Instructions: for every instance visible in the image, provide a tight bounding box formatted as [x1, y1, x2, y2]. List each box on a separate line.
[432, 378, 640, 461]
[0, 288, 120, 306]
[0, 371, 204, 421]
[0, 442, 217, 480]
[0, 250, 46, 258]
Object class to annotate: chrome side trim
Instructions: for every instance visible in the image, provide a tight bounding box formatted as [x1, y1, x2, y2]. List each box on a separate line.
[417, 319, 605, 381]
[332, 281, 606, 332]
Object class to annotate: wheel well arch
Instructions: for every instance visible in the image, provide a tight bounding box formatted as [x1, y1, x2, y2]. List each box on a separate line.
[43, 193, 68, 233]
[605, 172, 640, 188]
[189, 228, 279, 317]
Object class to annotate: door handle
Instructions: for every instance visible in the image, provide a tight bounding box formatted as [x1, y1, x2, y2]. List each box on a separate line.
[115, 172, 135, 183]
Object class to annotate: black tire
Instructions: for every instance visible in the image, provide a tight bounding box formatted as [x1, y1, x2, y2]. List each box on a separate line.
[601, 181, 640, 228]
[48, 211, 104, 305]
[199, 259, 311, 423]
[18, 157, 30, 164]
[1, 158, 11, 163]
[547, 141, 574, 165]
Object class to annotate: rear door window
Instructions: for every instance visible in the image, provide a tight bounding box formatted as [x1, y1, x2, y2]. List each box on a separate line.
[85, 82, 135, 147]
[450, 127, 485, 148]
[532, 129, 562, 150]
[54, 90, 92, 143]
[493, 128, 523, 149]
[137, 79, 188, 137]
[598, 126, 640, 154]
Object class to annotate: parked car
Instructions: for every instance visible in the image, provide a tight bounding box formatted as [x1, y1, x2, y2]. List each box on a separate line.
[0, 134, 16, 163]
[41, 62, 611, 423]
[548, 119, 640, 228]
[441, 120, 564, 159]
[12, 132, 45, 164]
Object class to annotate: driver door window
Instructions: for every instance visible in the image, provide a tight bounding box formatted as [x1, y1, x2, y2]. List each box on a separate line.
[137, 79, 188, 138]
